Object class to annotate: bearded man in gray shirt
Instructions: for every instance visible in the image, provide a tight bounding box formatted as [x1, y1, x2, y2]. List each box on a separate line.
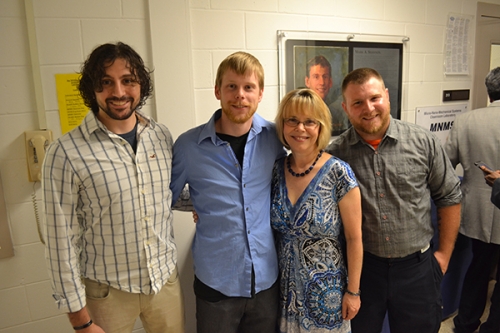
[327, 68, 462, 333]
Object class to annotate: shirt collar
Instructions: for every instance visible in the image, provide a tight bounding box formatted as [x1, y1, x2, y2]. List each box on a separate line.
[197, 108, 269, 145]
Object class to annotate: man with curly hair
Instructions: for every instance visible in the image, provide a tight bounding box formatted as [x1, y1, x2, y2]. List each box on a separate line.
[43, 42, 184, 333]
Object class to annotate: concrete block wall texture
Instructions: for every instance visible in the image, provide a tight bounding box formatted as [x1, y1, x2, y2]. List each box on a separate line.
[2, 0, 499, 332]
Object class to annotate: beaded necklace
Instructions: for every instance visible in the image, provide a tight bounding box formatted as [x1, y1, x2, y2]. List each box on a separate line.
[286, 150, 324, 177]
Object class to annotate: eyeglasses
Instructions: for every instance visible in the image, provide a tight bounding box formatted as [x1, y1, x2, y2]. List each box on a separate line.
[284, 118, 319, 128]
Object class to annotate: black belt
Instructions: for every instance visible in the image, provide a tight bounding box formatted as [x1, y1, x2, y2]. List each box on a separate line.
[365, 244, 431, 263]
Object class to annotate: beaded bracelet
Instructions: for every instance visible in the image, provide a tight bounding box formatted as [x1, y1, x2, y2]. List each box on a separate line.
[73, 319, 93, 330]
[345, 289, 361, 297]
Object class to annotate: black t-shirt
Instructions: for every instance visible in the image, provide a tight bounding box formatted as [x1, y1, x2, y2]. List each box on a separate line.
[118, 120, 138, 153]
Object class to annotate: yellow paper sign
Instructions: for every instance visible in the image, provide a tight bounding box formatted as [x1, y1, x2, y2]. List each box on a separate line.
[55, 73, 88, 134]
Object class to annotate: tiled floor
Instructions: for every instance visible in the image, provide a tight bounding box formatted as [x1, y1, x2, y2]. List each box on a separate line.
[439, 280, 494, 333]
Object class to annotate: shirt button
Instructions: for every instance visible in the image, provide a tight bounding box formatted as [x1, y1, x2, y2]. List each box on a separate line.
[376, 171, 381, 176]
[246, 207, 249, 211]
[243, 184, 246, 188]
[248, 230, 250, 234]
[380, 193, 385, 198]
[385, 236, 390, 241]
[382, 215, 387, 220]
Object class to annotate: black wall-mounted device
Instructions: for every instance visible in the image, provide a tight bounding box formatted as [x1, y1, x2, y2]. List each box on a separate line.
[443, 89, 470, 102]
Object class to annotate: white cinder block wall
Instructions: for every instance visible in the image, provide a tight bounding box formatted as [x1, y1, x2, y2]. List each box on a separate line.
[1, 0, 499, 332]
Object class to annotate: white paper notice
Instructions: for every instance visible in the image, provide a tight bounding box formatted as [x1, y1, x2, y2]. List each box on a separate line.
[445, 14, 471, 75]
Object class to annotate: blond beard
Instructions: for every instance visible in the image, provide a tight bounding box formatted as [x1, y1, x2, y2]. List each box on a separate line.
[221, 106, 257, 124]
[357, 112, 390, 136]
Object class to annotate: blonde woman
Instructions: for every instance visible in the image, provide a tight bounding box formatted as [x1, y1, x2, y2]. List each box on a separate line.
[271, 89, 363, 332]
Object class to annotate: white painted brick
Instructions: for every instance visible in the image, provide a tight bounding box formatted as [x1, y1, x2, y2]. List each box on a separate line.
[333, 0, 385, 20]
[462, 0, 478, 16]
[190, 0, 210, 9]
[194, 88, 220, 124]
[0, 158, 38, 205]
[403, 108, 416, 123]
[0, 0, 24, 17]
[424, 54, 446, 82]
[81, 19, 148, 60]
[190, 10, 245, 49]
[249, 50, 279, 87]
[258, 85, 280, 121]
[405, 24, 445, 54]
[35, 19, 83, 65]
[192, 50, 214, 89]
[359, 20, 406, 36]
[25, 281, 60, 320]
[407, 81, 443, 110]
[442, 80, 473, 91]
[0, 287, 30, 329]
[33, 0, 121, 18]
[0, 114, 38, 163]
[0, 243, 49, 290]
[0, 18, 30, 66]
[308, 16, 360, 34]
[212, 51, 235, 77]
[123, 0, 147, 19]
[46, 110, 64, 140]
[0, 67, 34, 114]
[279, 0, 337, 16]
[385, 0, 426, 23]
[8, 202, 42, 246]
[212, 0, 278, 12]
[425, 0, 459, 25]
[408, 53, 425, 82]
[0, 315, 71, 333]
[245, 12, 308, 50]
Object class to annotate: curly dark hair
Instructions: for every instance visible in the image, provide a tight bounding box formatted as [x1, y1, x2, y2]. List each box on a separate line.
[78, 42, 153, 114]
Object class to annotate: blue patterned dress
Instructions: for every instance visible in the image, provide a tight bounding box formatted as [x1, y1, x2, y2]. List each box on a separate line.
[271, 155, 358, 333]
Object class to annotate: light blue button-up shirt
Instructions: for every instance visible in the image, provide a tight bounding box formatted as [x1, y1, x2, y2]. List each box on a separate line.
[171, 109, 285, 297]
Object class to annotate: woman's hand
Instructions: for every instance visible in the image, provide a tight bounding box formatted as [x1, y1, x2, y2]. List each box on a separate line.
[342, 293, 360, 321]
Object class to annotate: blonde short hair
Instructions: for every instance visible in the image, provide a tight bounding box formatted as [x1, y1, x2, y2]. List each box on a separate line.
[275, 89, 332, 150]
[215, 52, 264, 90]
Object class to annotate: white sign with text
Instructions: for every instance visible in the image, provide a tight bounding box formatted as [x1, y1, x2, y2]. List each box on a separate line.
[415, 104, 467, 144]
